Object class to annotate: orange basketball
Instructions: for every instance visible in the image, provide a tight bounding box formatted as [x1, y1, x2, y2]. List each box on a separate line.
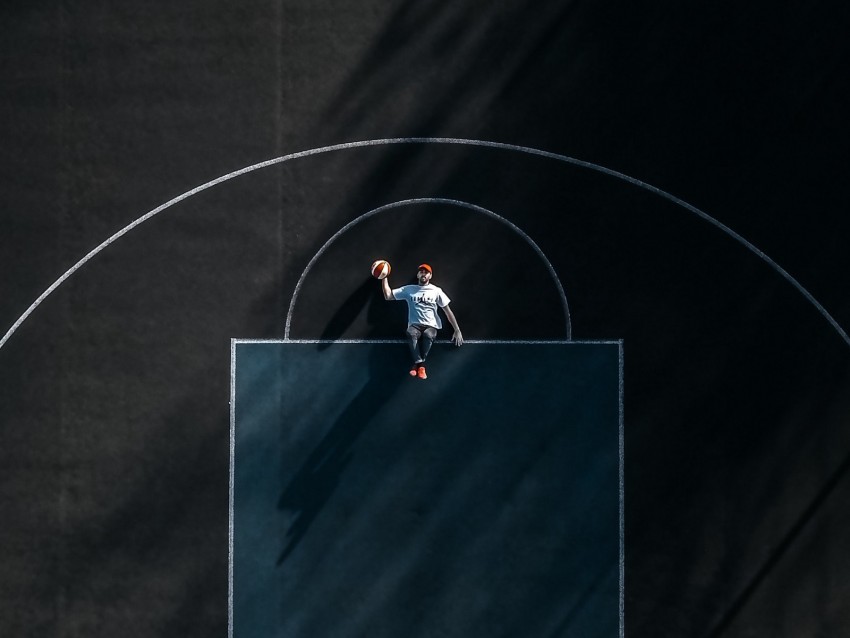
[371, 259, 391, 279]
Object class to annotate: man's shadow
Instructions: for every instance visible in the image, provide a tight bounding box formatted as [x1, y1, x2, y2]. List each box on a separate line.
[317, 278, 375, 342]
[276, 282, 409, 564]
[316, 275, 418, 344]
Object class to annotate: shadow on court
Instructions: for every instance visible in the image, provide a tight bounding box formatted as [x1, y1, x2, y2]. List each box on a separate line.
[314, 274, 428, 343]
[276, 342, 408, 563]
[317, 278, 377, 343]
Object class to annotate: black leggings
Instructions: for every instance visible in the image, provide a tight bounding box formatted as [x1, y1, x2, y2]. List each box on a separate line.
[406, 324, 437, 363]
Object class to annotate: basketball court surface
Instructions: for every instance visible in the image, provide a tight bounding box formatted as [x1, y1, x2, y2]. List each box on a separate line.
[2, 3, 849, 637]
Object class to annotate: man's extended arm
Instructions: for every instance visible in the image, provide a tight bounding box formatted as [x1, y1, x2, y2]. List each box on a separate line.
[441, 304, 463, 346]
[381, 277, 393, 300]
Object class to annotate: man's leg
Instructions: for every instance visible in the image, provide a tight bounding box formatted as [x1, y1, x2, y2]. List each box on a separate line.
[416, 327, 437, 379]
[406, 325, 424, 375]
[419, 326, 437, 361]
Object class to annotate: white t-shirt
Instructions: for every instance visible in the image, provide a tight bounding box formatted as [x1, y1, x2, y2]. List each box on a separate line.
[392, 284, 451, 329]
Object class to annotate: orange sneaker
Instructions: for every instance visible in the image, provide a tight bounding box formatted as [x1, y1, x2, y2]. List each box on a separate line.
[417, 365, 427, 380]
[409, 364, 419, 377]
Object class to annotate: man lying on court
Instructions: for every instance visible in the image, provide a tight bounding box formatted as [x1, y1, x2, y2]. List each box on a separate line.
[379, 263, 463, 379]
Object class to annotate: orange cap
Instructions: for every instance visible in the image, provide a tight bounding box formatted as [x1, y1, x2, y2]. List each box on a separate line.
[417, 263, 432, 274]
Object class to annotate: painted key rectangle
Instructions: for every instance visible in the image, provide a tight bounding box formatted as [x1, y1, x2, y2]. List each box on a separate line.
[230, 341, 623, 638]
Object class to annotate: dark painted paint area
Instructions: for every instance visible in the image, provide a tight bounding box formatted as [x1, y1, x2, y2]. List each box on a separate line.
[233, 342, 620, 637]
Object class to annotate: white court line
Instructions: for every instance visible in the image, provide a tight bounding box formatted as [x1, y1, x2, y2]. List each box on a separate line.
[228, 340, 237, 638]
[283, 198, 571, 340]
[2, 137, 847, 350]
[233, 338, 623, 345]
[618, 341, 625, 638]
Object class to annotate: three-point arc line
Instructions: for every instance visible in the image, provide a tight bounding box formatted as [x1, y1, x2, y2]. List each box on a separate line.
[1, 137, 848, 351]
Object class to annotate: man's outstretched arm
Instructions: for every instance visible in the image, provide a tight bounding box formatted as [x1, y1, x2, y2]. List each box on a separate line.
[381, 277, 394, 300]
[442, 304, 463, 346]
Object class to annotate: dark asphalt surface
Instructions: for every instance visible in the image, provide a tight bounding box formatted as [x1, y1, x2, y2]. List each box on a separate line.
[2, 2, 849, 637]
